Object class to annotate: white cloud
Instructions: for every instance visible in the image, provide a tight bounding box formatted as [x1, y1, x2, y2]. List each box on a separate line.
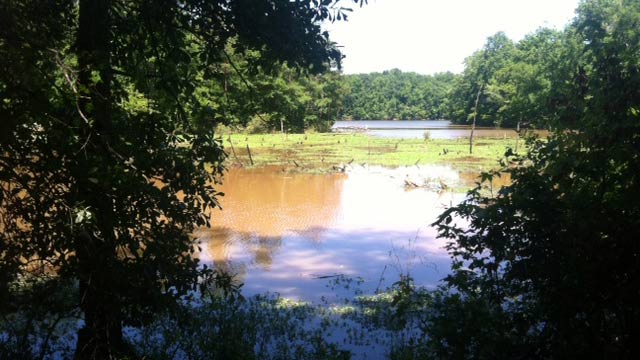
[324, 0, 579, 75]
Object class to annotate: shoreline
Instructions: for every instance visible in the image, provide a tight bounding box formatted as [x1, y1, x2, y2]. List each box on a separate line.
[221, 132, 520, 174]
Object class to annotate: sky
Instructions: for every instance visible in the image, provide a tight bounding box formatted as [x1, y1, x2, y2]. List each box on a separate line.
[323, 0, 580, 75]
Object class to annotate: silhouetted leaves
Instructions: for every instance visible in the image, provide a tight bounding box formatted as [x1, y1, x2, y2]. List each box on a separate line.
[0, 0, 359, 357]
[426, 1, 640, 357]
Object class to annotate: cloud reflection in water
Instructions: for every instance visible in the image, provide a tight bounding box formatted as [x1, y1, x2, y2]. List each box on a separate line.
[195, 166, 467, 302]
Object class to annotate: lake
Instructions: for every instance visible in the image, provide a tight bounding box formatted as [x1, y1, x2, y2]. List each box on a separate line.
[332, 120, 548, 139]
[195, 165, 478, 303]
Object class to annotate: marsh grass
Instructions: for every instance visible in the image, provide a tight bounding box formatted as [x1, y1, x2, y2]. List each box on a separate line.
[222, 133, 518, 173]
[129, 276, 435, 360]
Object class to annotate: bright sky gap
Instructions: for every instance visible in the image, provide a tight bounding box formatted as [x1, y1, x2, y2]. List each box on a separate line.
[324, 0, 580, 75]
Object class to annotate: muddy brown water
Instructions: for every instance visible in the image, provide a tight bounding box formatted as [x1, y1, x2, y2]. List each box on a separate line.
[195, 165, 482, 302]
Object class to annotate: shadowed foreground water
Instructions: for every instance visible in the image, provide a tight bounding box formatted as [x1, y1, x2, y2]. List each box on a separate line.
[195, 166, 473, 303]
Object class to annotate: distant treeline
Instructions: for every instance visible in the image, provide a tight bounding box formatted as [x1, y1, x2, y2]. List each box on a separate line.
[209, 26, 591, 132]
[340, 70, 455, 121]
[445, 28, 574, 128]
[341, 27, 590, 129]
[216, 23, 616, 132]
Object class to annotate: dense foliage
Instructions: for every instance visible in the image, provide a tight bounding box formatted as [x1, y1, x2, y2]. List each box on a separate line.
[0, 0, 363, 358]
[442, 29, 573, 128]
[341, 69, 455, 120]
[423, 0, 640, 357]
[338, 29, 583, 130]
[209, 47, 349, 133]
[3, 0, 639, 358]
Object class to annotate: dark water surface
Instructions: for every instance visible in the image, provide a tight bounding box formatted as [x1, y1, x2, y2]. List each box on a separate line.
[195, 166, 471, 303]
[332, 120, 548, 139]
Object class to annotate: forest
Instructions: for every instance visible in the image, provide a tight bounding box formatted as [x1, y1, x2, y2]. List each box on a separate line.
[1, 0, 639, 359]
[339, 27, 592, 129]
[340, 70, 455, 120]
[189, 19, 626, 132]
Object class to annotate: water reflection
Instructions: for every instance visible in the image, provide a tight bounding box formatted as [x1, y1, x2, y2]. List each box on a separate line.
[459, 171, 512, 189]
[195, 166, 469, 302]
[368, 128, 535, 139]
[199, 227, 249, 286]
[195, 167, 347, 291]
[203, 227, 283, 270]
[333, 120, 549, 139]
[209, 167, 346, 237]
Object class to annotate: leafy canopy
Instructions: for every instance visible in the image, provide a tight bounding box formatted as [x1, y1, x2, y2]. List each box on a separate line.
[0, 0, 364, 357]
[427, 0, 640, 358]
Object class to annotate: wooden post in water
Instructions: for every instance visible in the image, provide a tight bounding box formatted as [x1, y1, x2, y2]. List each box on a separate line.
[469, 84, 484, 155]
[246, 144, 254, 166]
[228, 136, 242, 166]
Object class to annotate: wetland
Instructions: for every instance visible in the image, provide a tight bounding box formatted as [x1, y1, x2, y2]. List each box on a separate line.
[202, 124, 520, 303]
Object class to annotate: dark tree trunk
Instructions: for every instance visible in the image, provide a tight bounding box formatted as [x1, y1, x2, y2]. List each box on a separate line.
[74, 1, 133, 358]
[74, 232, 128, 360]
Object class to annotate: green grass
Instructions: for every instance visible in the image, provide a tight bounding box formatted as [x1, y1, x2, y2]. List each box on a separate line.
[222, 133, 520, 173]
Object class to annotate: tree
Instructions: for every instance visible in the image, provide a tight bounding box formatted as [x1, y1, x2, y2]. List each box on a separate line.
[341, 70, 456, 120]
[427, 0, 640, 357]
[190, 42, 347, 134]
[485, 28, 577, 129]
[304, 71, 350, 132]
[0, 0, 364, 358]
[446, 32, 516, 126]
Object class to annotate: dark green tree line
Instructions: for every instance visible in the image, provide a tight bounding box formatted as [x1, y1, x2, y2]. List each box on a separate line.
[341, 69, 455, 120]
[419, 0, 640, 358]
[197, 43, 349, 134]
[0, 0, 363, 358]
[444, 28, 583, 128]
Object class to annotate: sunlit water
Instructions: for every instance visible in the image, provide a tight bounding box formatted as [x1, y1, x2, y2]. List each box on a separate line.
[333, 120, 548, 139]
[195, 165, 470, 303]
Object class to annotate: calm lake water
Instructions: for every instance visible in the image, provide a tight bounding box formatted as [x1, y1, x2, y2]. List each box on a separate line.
[332, 120, 548, 139]
[195, 166, 476, 303]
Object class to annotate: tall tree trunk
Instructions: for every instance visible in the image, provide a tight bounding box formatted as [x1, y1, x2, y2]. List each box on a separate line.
[469, 84, 484, 155]
[75, 1, 133, 358]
